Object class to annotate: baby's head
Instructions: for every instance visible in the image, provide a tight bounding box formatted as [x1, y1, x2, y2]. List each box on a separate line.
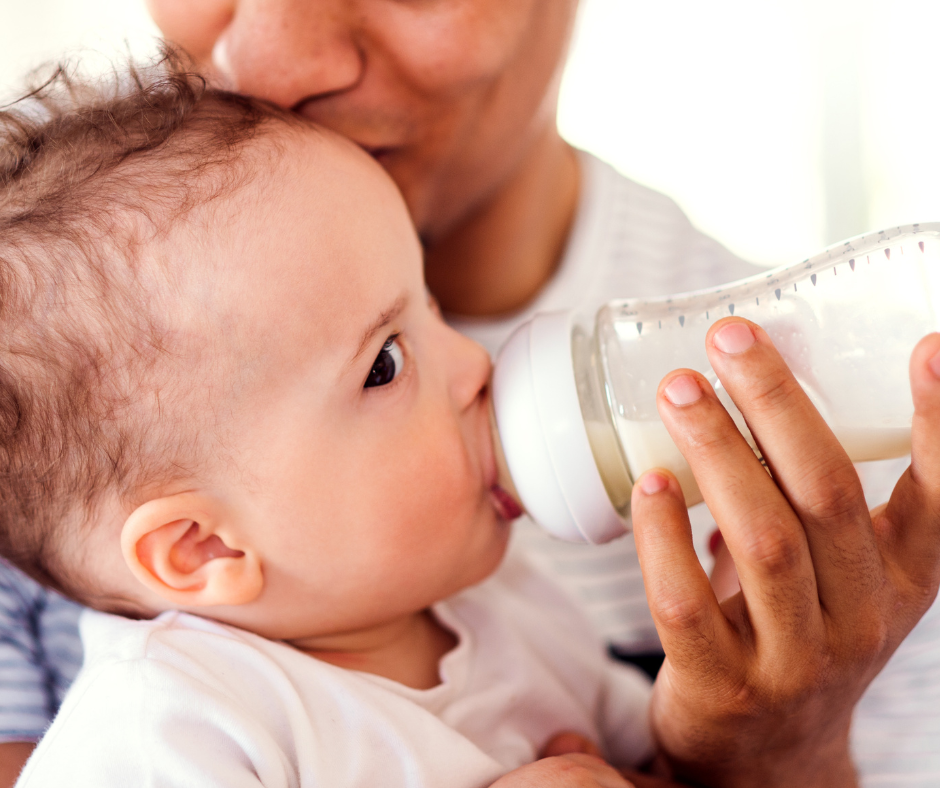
[0, 53, 511, 644]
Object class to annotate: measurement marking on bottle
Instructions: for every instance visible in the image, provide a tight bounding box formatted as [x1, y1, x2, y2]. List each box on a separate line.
[775, 288, 781, 300]
[755, 297, 759, 306]
[849, 258, 855, 271]
[885, 248, 891, 259]
[920, 241, 925, 253]
[679, 315, 685, 327]
[833, 267, 837, 275]
[636, 322, 642, 335]
[729, 304, 735, 315]
[811, 274, 817, 285]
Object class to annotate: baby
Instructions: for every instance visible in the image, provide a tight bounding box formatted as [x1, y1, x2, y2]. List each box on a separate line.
[0, 57, 652, 786]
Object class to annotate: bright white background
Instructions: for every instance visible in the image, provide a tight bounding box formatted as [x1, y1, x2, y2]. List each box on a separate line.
[2, 0, 938, 268]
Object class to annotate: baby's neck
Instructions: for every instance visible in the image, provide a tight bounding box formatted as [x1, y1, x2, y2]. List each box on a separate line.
[292, 610, 458, 690]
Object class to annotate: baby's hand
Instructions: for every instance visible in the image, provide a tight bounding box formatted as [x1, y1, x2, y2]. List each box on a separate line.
[488, 753, 631, 788]
[486, 733, 690, 788]
[488, 753, 685, 788]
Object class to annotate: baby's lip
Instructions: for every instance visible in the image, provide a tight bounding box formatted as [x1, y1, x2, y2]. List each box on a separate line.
[490, 484, 524, 521]
[482, 389, 524, 520]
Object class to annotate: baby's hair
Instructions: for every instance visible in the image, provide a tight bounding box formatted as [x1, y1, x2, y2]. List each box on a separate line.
[0, 47, 293, 607]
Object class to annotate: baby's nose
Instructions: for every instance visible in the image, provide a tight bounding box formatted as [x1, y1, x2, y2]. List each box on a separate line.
[448, 331, 492, 410]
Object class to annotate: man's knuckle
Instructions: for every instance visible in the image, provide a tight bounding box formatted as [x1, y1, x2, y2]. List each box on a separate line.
[908, 575, 940, 612]
[730, 661, 824, 717]
[683, 412, 739, 455]
[896, 549, 940, 610]
[798, 464, 865, 526]
[748, 371, 800, 415]
[656, 596, 708, 634]
[742, 521, 803, 576]
[852, 617, 891, 659]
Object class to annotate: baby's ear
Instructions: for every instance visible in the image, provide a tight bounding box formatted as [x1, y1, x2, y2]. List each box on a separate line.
[121, 493, 263, 608]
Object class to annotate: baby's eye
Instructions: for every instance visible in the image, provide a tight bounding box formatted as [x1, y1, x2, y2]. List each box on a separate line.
[364, 335, 404, 388]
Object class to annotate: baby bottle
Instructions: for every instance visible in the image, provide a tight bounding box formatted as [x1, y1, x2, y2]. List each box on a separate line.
[491, 223, 940, 544]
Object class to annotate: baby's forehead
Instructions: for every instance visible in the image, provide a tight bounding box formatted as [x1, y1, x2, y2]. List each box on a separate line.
[170, 124, 421, 386]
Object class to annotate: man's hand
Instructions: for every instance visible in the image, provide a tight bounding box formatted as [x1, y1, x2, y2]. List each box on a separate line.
[631, 319, 940, 788]
[0, 742, 34, 788]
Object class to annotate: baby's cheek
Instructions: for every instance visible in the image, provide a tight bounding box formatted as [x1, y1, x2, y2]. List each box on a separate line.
[411, 440, 479, 520]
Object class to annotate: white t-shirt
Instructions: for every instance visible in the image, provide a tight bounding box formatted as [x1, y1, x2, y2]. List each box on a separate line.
[16, 557, 653, 787]
[454, 151, 940, 784]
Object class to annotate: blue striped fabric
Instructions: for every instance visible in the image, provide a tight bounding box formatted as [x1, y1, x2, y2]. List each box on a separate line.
[0, 560, 83, 743]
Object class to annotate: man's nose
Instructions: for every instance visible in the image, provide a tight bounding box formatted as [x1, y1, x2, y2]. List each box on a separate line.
[213, 0, 363, 108]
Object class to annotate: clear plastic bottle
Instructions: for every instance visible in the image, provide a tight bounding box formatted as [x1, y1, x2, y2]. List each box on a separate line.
[491, 223, 940, 544]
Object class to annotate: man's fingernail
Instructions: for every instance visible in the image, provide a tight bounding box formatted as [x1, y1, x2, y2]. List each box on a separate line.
[714, 322, 756, 354]
[930, 350, 940, 380]
[664, 374, 702, 405]
[640, 472, 669, 495]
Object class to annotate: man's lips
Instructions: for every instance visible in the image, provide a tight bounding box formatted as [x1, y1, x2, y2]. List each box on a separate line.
[490, 484, 524, 521]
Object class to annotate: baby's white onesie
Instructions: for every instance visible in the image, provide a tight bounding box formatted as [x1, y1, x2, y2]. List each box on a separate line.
[16, 556, 653, 787]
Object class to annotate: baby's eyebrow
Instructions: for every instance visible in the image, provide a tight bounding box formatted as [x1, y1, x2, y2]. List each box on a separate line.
[349, 294, 409, 366]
